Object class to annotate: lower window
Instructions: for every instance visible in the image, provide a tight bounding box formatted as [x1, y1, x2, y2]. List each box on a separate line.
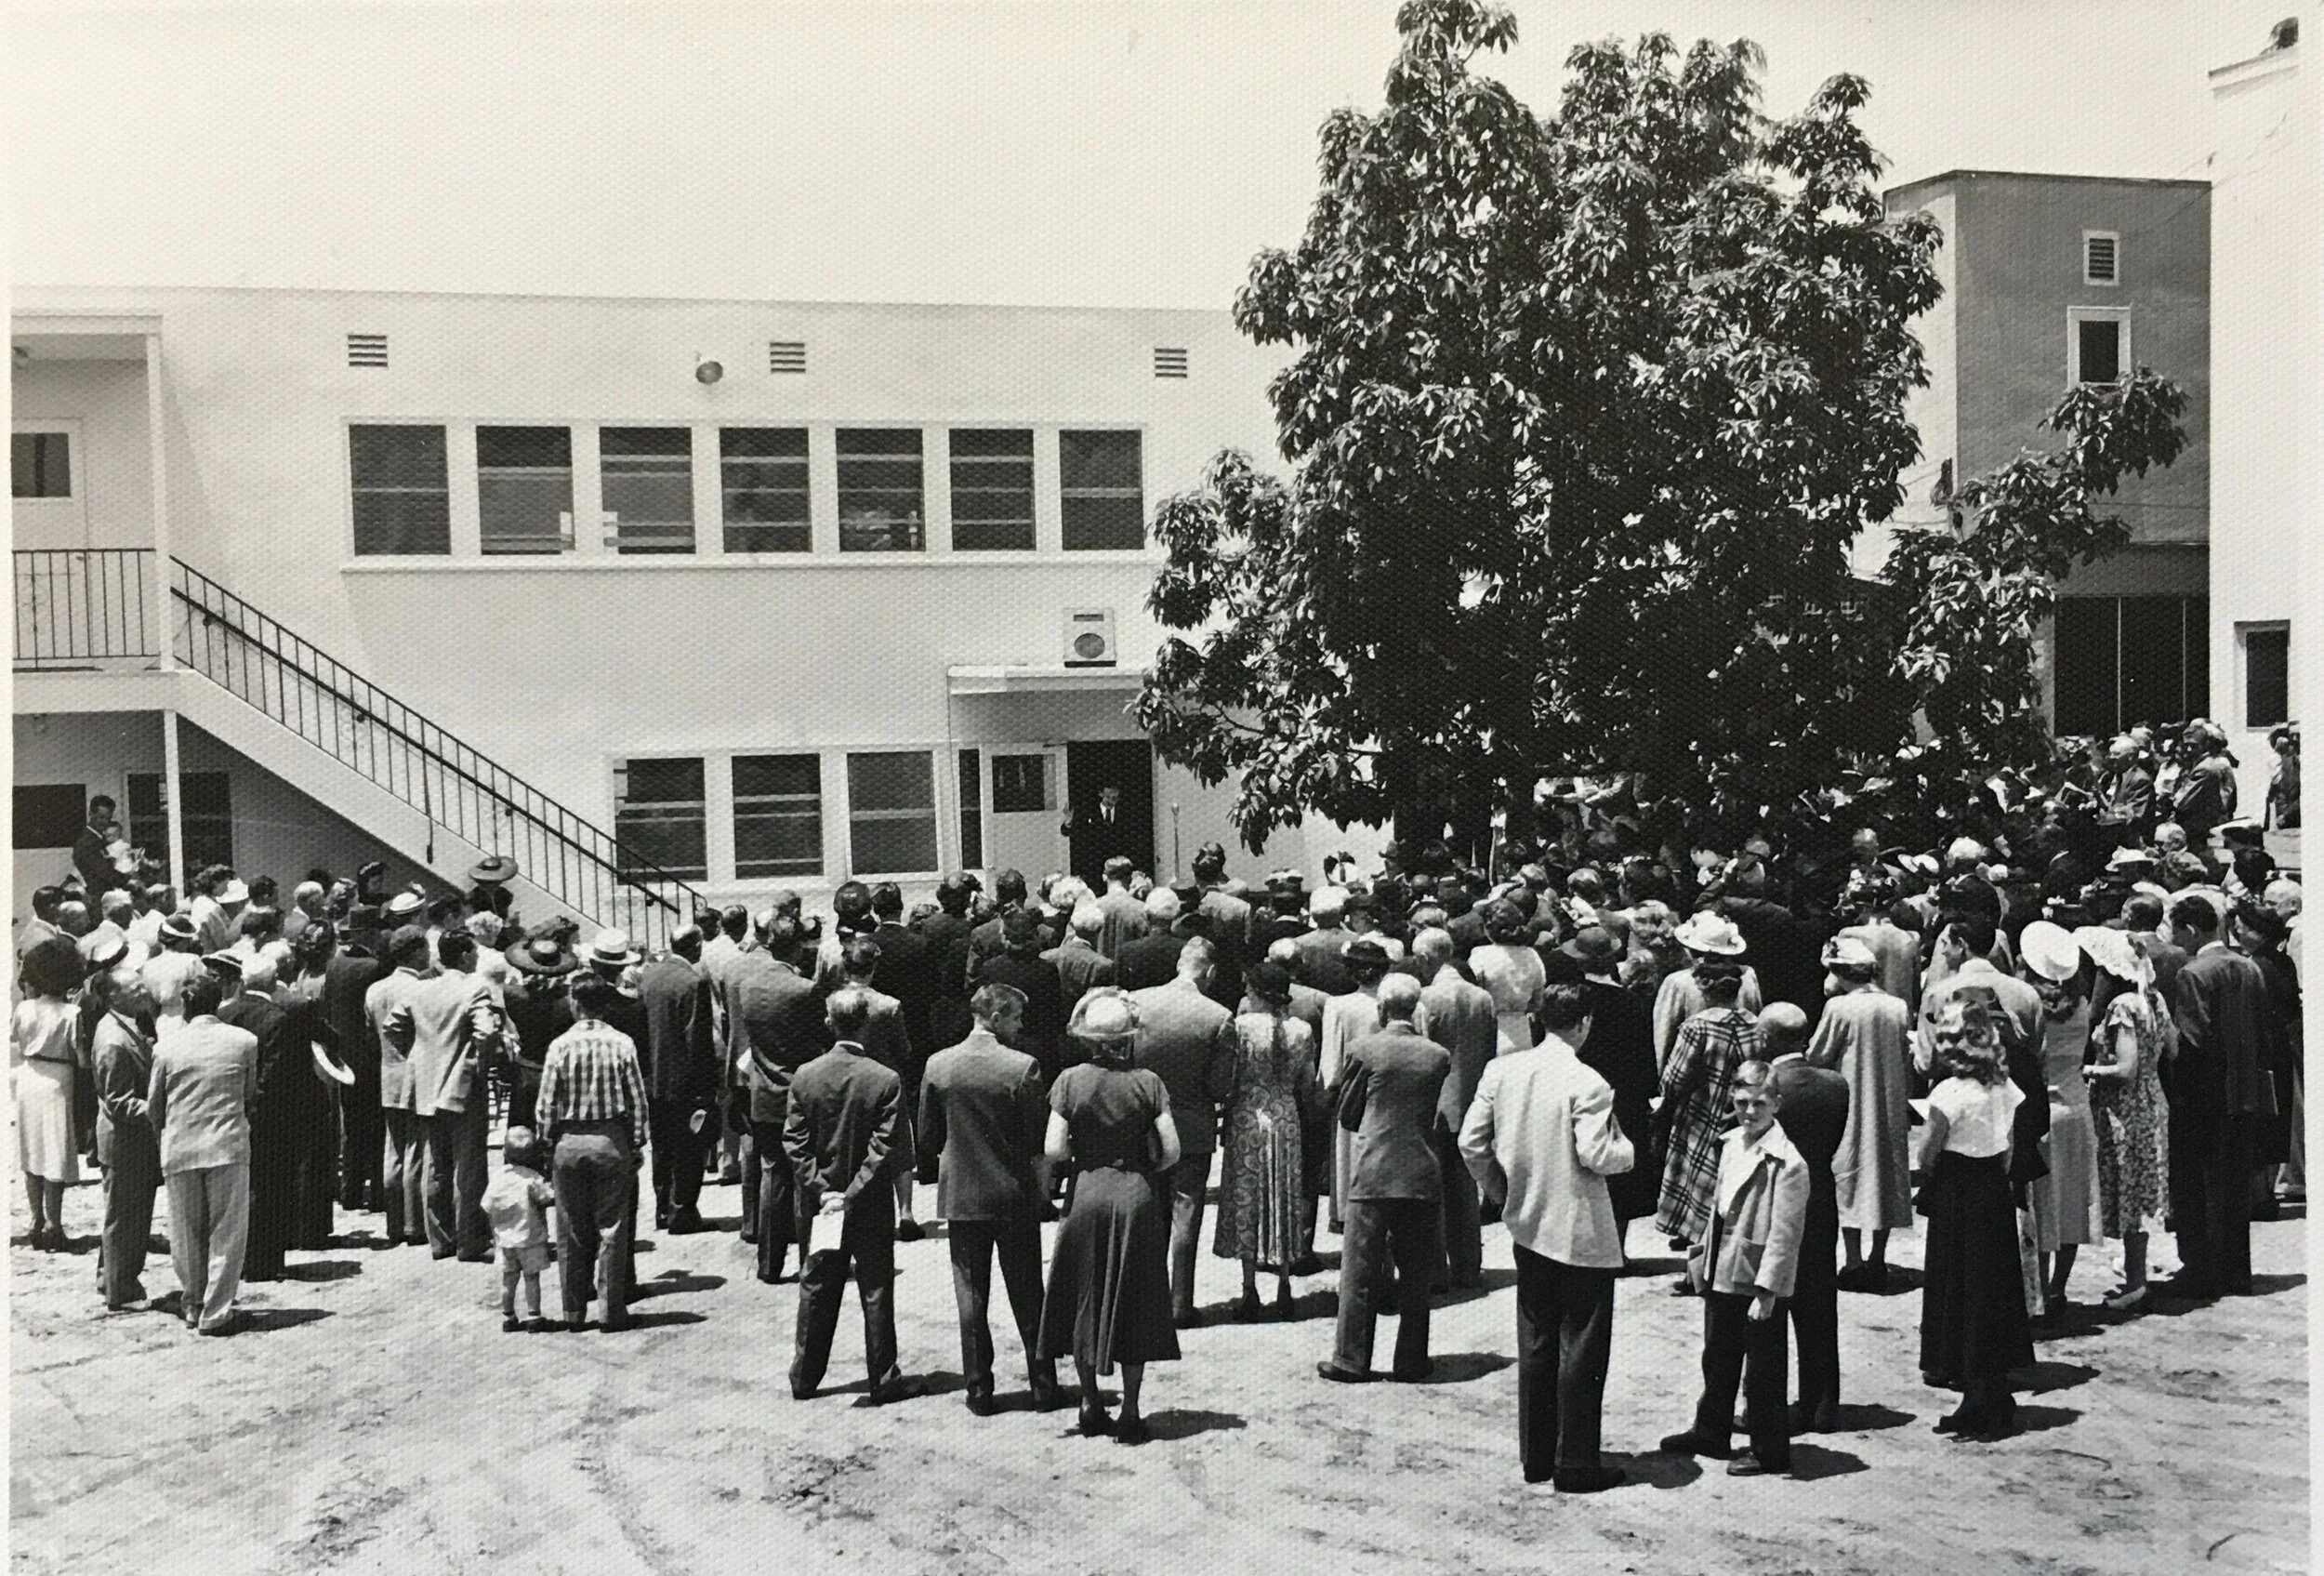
[614, 757, 708, 881]
[847, 751, 938, 874]
[125, 772, 234, 870]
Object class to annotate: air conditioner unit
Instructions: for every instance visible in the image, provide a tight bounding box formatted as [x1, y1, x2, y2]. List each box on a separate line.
[1063, 607, 1116, 668]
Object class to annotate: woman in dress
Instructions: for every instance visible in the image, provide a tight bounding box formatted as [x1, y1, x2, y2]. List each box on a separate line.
[1468, 900, 1546, 1055]
[14, 936, 86, 1249]
[1809, 935, 1916, 1292]
[1655, 957, 1763, 1282]
[2075, 926, 2172, 1311]
[1917, 997, 2035, 1438]
[1038, 988, 1183, 1443]
[1213, 961, 1319, 1320]
[2018, 921, 2102, 1318]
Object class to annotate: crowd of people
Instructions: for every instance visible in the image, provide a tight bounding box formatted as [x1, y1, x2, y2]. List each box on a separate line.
[9, 719, 2304, 1484]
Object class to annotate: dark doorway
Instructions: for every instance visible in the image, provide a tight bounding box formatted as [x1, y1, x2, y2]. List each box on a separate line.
[1064, 740, 1155, 889]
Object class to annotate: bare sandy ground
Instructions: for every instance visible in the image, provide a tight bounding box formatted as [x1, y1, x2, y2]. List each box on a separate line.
[8, 1163, 2308, 1576]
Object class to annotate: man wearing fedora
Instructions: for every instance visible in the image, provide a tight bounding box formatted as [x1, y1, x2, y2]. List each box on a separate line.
[467, 854, 520, 923]
[503, 931, 581, 1134]
[638, 927, 720, 1235]
[1561, 925, 1660, 1255]
[365, 926, 437, 1247]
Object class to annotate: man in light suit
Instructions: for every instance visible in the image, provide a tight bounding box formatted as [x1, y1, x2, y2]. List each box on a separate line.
[148, 971, 259, 1334]
[1320, 973, 1451, 1384]
[389, 931, 501, 1262]
[1413, 927, 1498, 1291]
[1092, 856, 1152, 960]
[1129, 939, 1238, 1325]
[917, 983, 1061, 1414]
[1459, 980, 1633, 1490]
[364, 926, 436, 1248]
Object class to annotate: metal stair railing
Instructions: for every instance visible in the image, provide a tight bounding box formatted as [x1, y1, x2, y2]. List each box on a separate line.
[166, 555, 706, 947]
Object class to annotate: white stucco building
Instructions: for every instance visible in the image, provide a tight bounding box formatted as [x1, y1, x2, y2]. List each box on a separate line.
[11, 287, 1380, 937]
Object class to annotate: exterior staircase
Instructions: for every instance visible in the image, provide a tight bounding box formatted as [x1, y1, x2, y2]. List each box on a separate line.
[14, 548, 706, 946]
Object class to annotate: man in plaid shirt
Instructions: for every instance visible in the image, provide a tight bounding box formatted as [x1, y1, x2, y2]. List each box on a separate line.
[537, 970, 652, 1331]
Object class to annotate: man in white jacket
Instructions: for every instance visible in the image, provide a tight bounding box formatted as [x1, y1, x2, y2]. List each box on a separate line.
[1459, 980, 1634, 1492]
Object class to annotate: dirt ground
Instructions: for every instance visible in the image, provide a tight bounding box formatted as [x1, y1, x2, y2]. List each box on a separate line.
[7, 1159, 2310, 1576]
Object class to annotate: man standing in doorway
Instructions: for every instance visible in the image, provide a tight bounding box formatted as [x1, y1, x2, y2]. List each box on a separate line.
[1063, 784, 1142, 893]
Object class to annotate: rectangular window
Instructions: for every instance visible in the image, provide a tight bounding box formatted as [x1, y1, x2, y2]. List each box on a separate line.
[601, 427, 694, 554]
[125, 771, 233, 869]
[2074, 317, 2122, 384]
[847, 750, 938, 874]
[957, 748, 983, 870]
[949, 429, 1036, 550]
[14, 784, 85, 849]
[991, 752, 1050, 814]
[614, 757, 707, 881]
[348, 425, 451, 555]
[733, 753, 824, 879]
[2053, 595, 2206, 736]
[720, 428, 811, 552]
[1060, 430, 1145, 550]
[477, 426, 574, 555]
[838, 429, 924, 552]
[2247, 624, 2291, 729]
[11, 431, 73, 500]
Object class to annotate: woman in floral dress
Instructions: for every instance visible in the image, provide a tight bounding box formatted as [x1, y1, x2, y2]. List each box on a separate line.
[1212, 960, 1320, 1320]
[2076, 927, 2172, 1311]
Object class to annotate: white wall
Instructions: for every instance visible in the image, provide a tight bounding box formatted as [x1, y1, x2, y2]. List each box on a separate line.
[11, 358, 152, 550]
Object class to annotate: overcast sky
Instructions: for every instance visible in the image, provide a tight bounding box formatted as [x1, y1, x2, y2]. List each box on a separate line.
[9, 0, 2297, 309]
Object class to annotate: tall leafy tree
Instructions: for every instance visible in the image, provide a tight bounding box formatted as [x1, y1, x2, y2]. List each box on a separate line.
[1137, 0, 2179, 855]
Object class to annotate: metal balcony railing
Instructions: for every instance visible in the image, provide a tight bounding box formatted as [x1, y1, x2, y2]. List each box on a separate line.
[12, 549, 162, 669]
[11, 547, 706, 946]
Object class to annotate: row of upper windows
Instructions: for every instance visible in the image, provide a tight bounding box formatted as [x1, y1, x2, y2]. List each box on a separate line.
[349, 423, 1147, 557]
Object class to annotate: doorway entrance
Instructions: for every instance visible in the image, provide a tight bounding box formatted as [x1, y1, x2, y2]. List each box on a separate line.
[1063, 739, 1154, 890]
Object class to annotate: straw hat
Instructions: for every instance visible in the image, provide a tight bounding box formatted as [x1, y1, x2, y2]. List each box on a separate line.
[2017, 920, 2082, 983]
[1672, 911, 1747, 956]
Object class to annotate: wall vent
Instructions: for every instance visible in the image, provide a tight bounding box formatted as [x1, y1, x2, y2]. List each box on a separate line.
[768, 340, 807, 375]
[2082, 232, 2119, 285]
[1153, 346, 1189, 379]
[346, 333, 390, 368]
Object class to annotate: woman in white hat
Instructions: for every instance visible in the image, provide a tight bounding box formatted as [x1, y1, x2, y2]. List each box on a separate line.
[1655, 953, 1765, 1278]
[1651, 912, 1763, 1076]
[2017, 920, 2103, 1318]
[1808, 935, 1916, 1293]
[2075, 926, 2172, 1310]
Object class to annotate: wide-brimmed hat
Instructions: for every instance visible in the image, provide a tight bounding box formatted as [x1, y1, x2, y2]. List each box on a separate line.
[2073, 925, 2152, 988]
[1067, 987, 1140, 1045]
[158, 913, 199, 945]
[383, 889, 426, 920]
[201, 949, 244, 979]
[506, 934, 580, 976]
[218, 879, 251, 904]
[468, 854, 520, 885]
[1672, 911, 1747, 956]
[79, 932, 135, 973]
[2268, 722, 2298, 749]
[1821, 935, 1880, 973]
[2106, 846, 2158, 872]
[582, 930, 641, 971]
[2018, 920, 2082, 983]
[2214, 817, 2265, 845]
[1560, 925, 1624, 971]
[310, 1037, 358, 1086]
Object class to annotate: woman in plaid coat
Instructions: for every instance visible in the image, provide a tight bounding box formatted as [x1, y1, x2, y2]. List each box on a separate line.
[1656, 957, 1764, 1263]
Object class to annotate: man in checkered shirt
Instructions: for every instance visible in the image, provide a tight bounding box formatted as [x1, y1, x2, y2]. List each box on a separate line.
[536, 970, 653, 1331]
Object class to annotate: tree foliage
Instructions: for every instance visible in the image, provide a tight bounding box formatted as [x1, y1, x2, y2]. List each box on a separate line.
[1136, 0, 2185, 855]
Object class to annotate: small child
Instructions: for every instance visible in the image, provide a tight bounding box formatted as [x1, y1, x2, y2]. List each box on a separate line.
[482, 1126, 557, 1331]
[1661, 1060, 1812, 1477]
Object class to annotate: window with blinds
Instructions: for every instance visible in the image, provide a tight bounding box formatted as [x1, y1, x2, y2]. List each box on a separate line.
[733, 754, 824, 879]
[721, 428, 811, 552]
[477, 426, 574, 554]
[348, 425, 451, 555]
[847, 751, 938, 875]
[838, 429, 925, 552]
[949, 429, 1035, 550]
[1060, 430, 1144, 550]
[601, 427, 694, 554]
[614, 757, 708, 881]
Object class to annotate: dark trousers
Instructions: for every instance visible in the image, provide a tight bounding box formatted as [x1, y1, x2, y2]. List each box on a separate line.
[98, 1140, 162, 1307]
[1696, 1290, 1790, 1467]
[381, 1107, 426, 1245]
[1334, 1196, 1438, 1377]
[1512, 1245, 1615, 1477]
[1791, 1198, 1841, 1411]
[1166, 1149, 1210, 1318]
[341, 1083, 383, 1208]
[792, 1201, 900, 1396]
[1435, 1119, 1483, 1289]
[420, 1102, 492, 1259]
[947, 1216, 1050, 1393]
[750, 1119, 801, 1281]
[648, 1099, 706, 1223]
[734, 1091, 759, 1238]
[2170, 1108, 2254, 1296]
[552, 1127, 637, 1321]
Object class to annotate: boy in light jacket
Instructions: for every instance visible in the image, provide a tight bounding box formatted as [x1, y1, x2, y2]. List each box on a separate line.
[1661, 1059, 1811, 1476]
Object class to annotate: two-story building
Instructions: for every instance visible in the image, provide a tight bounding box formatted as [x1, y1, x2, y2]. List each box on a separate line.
[12, 287, 1382, 938]
[1879, 169, 2212, 743]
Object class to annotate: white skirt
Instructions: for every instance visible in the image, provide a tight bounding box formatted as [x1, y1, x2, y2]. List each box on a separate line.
[14, 1057, 80, 1185]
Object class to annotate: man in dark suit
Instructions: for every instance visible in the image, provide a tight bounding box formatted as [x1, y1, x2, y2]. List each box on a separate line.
[1113, 889, 1190, 991]
[1762, 1003, 1849, 1433]
[977, 910, 1068, 1082]
[917, 983, 1061, 1414]
[868, 881, 938, 1068]
[218, 953, 316, 1283]
[1129, 939, 1239, 1325]
[1193, 841, 1252, 960]
[1040, 902, 1116, 1018]
[1412, 927, 1497, 1291]
[2166, 895, 2276, 1299]
[73, 794, 126, 901]
[323, 911, 389, 1212]
[1564, 928, 1660, 1248]
[784, 987, 912, 1404]
[1319, 973, 1451, 1382]
[963, 869, 1033, 992]
[1248, 875, 1310, 957]
[638, 928, 720, 1233]
[728, 915, 830, 1283]
[1295, 888, 1359, 997]
[1091, 857, 1151, 960]
[1062, 784, 1142, 892]
[917, 874, 980, 1054]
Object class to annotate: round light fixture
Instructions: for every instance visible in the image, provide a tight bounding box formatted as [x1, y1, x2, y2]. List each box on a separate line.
[695, 358, 723, 385]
